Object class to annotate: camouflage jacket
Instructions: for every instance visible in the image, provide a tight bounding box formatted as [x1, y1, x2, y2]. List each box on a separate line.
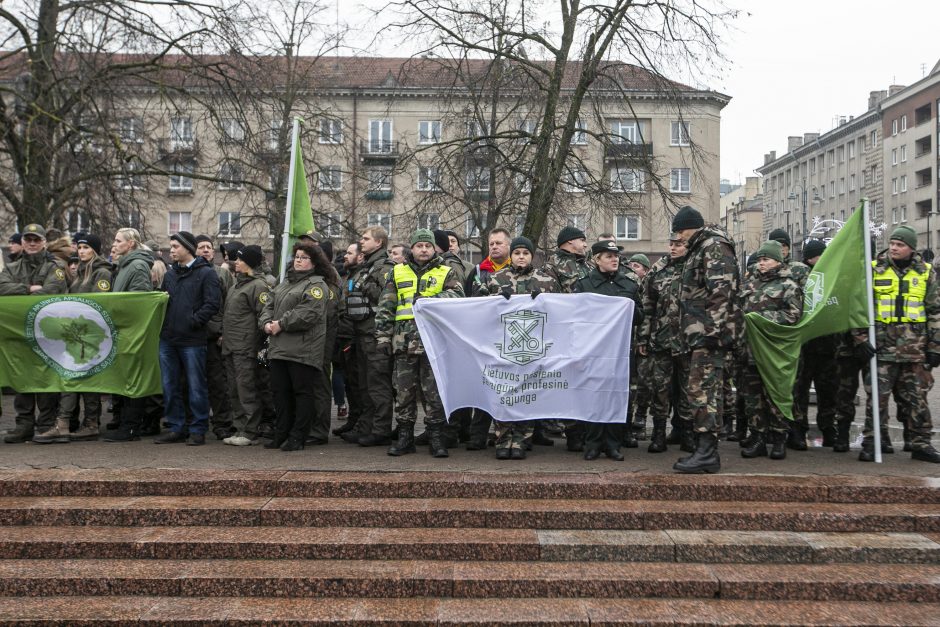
[374, 255, 464, 355]
[638, 255, 685, 355]
[677, 225, 741, 353]
[869, 251, 940, 362]
[543, 249, 588, 293]
[480, 264, 561, 297]
[786, 258, 811, 288]
[740, 264, 803, 326]
[0, 251, 68, 296]
[440, 251, 473, 286]
[348, 247, 395, 334]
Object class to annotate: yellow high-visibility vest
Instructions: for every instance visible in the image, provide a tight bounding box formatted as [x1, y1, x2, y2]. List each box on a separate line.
[872, 260, 931, 323]
[393, 263, 450, 320]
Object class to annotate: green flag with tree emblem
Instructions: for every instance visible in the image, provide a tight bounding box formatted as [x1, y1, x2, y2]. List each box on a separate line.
[0, 292, 168, 397]
[744, 206, 869, 420]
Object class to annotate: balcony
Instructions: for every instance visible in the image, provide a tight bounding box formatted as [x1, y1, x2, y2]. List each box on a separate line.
[359, 140, 399, 162]
[364, 189, 393, 201]
[603, 142, 653, 161]
[157, 138, 200, 160]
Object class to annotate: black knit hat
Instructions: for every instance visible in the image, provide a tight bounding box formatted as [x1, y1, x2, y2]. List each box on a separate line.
[803, 239, 826, 261]
[556, 225, 586, 247]
[224, 241, 245, 261]
[768, 228, 790, 246]
[671, 206, 704, 232]
[237, 245, 264, 269]
[433, 229, 451, 252]
[444, 229, 459, 244]
[194, 234, 213, 247]
[170, 231, 198, 256]
[511, 236, 534, 254]
[76, 233, 102, 255]
[8, 233, 21, 244]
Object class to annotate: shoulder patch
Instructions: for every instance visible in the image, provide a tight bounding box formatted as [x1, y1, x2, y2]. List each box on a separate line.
[309, 286, 324, 299]
[96, 279, 111, 291]
[258, 292, 270, 304]
[54, 268, 65, 281]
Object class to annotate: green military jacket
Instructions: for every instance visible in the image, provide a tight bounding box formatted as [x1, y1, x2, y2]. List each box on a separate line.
[638, 256, 685, 355]
[0, 251, 68, 295]
[740, 264, 803, 325]
[259, 269, 328, 368]
[206, 265, 234, 339]
[544, 249, 588, 293]
[70, 257, 114, 294]
[786, 258, 810, 288]
[348, 248, 395, 334]
[480, 264, 561, 296]
[871, 251, 940, 363]
[111, 249, 154, 293]
[574, 267, 642, 329]
[440, 251, 472, 285]
[222, 273, 270, 356]
[677, 226, 741, 353]
[374, 256, 464, 355]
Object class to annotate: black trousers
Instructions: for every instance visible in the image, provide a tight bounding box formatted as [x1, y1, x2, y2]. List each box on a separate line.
[269, 359, 320, 443]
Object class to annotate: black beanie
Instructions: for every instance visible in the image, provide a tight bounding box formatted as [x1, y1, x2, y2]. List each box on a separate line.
[320, 240, 333, 261]
[557, 225, 586, 247]
[433, 229, 451, 252]
[224, 241, 245, 261]
[76, 233, 102, 255]
[444, 229, 459, 245]
[768, 228, 790, 246]
[803, 239, 826, 261]
[511, 236, 534, 254]
[671, 206, 704, 232]
[237, 245, 264, 269]
[194, 234, 213, 248]
[170, 231, 198, 256]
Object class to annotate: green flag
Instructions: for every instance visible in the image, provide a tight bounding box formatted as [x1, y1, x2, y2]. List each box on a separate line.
[745, 205, 870, 420]
[288, 137, 314, 237]
[0, 292, 168, 397]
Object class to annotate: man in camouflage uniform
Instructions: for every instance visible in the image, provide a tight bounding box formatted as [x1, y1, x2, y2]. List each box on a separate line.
[435, 229, 472, 286]
[544, 226, 589, 292]
[739, 241, 804, 460]
[480, 236, 561, 459]
[0, 224, 68, 443]
[670, 206, 741, 474]
[626, 253, 652, 442]
[375, 228, 464, 458]
[637, 234, 688, 453]
[859, 226, 940, 463]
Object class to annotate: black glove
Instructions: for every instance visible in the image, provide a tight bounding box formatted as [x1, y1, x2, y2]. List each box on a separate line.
[500, 286, 512, 301]
[927, 353, 940, 369]
[530, 286, 542, 299]
[854, 341, 877, 361]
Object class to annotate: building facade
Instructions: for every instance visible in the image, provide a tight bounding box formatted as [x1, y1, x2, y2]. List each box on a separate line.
[720, 176, 764, 269]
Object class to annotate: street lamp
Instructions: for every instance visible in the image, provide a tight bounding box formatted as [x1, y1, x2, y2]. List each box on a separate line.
[788, 182, 821, 256]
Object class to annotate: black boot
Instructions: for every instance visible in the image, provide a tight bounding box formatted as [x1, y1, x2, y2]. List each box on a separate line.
[673, 432, 720, 474]
[833, 420, 851, 453]
[680, 427, 696, 454]
[718, 414, 734, 440]
[665, 423, 682, 445]
[786, 423, 807, 451]
[769, 431, 787, 460]
[648, 420, 667, 453]
[912, 445, 940, 463]
[428, 426, 449, 458]
[388, 424, 416, 456]
[881, 431, 894, 454]
[821, 426, 837, 448]
[739, 427, 758, 448]
[632, 416, 647, 441]
[903, 425, 912, 452]
[415, 430, 430, 446]
[727, 415, 747, 442]
[858, 437, 875, 462]
[332, 416, 358, 436]
[741, 432, 767, 458]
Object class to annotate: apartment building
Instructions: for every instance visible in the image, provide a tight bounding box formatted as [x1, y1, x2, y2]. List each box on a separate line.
[720, 176, 764, 268]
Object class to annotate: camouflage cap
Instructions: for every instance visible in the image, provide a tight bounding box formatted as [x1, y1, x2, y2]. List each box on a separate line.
[22, 223, 46, 239]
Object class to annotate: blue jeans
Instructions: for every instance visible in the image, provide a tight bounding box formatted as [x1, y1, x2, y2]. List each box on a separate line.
[159, 341, 210, 435]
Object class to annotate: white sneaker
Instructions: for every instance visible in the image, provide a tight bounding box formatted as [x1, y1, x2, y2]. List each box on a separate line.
[225, 435, 253, 446]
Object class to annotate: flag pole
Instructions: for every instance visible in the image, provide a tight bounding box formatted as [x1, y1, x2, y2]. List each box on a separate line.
[861, 197, 883, 463]
[279, 117, 302, 284]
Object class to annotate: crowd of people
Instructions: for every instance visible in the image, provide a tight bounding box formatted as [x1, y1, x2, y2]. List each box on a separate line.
[1, 203, 938, 473]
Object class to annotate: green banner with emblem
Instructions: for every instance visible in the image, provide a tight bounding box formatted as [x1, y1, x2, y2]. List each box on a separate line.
[0, 292, 168, 397]
[744, 206, 869, 420]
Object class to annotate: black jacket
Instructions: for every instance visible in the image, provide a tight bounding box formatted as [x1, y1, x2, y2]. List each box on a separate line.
[160, 256, 222, 346]
[575, 268, 643, 326]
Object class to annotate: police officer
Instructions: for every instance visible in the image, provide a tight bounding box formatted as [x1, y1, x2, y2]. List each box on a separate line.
[859, 226, 940, 463]
[575, 240, 642, 460]
[0, 224, 68, 443]
[374, 229, 464, 458]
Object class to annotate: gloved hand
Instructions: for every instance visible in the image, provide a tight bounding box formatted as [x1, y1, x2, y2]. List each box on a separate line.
[377, 342, 392, 357]
[927, 353, 940, 369]
[500, 286, 512, 301]
[530, 286, 542, 299]
[854, 341, 877, 361]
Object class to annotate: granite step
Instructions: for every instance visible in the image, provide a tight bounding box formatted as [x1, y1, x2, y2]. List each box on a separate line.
[0, 469, 937, 503]
[0, 596, 938, 626]
[0, 559, 938, 602]
[0, 526, 938, 564]
[0, 495, 937, 532]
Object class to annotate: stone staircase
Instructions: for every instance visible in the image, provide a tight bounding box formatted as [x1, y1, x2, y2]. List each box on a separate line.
[0, 470, 938, 625]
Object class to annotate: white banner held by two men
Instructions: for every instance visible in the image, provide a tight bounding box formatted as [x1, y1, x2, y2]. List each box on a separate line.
[413, 293, 633, 423]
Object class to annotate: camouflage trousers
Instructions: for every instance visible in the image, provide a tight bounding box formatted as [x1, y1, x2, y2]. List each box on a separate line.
[677, 349, 725, 434]
[742, 362, 788, 434]
[721, 357, 737, 422]
[647, 350, 689, 425]
[834, 354, 868, 424]
[629, 353, 651, 425]
[393, 352, 445, 428]
[795, 351, 838, 433]
[863, 361, 934, 451]
[493, 420, 535, 451]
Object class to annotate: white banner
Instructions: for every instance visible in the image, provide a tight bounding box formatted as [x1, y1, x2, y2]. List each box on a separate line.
[413, 293, 633, 423]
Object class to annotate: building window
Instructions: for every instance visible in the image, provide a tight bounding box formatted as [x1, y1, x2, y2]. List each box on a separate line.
[850, 173, 856, 191]
[819, 183, 825, 197]
[218, 212, 241, 236]
[900, 145, 907, 162]
[892, 207, 898, 224]
[901, 205, 907, 222]
[901, 115, 908, 132]
[818, 154, 824, 169]
[368, 119, 393, 153]
[466, 120, 489, 142]
[839, 178, 845, 194]
[610, 119, 638, 144]
[670, 168, 691, 193]
[417, 213, 440, 231]
[168, 211, 192, 234]
[366, 167, 392, 192]
[119, 163, 143, 190]
[465, 166, 491, 191]
[321, 212, 343, 238]
[837, 146, 845, 163]
[268, 118, 283, 150]
[892, 178, 898, 195]
[516, 173, 532, 193]
[417, 166, 440, 191]
[318, 119, 343, 144]
[670, 121, 690, 146]
[848, 141, 855, 159]
[217, 162, 243, 190]
[168, 162, 193, 192]
[367, 213, 392, 237]
[829, 180, 835, 198]
[840, 209, 846, 222]
[892, 148, 897, 165]
[318, 166, 342, 191]
[900, 175, 907, 192]
[870, 130, 877, 149]
[562, 167, 588, 192]
[517, 119, 537, 144]
[566, 214, 586, 231]
[170, 117, 193, 147]
[418, 120, 441, 145]
[221, 118, 244, 143]
[570, 118, 588, 145]
[827, 150, 835, 167]
[611, 166, 643, 192]
[892, 119, 898, 136]
[119, 118, 143, 143]
[614, 215, 640, 240]
[466, 215, 486, 239]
